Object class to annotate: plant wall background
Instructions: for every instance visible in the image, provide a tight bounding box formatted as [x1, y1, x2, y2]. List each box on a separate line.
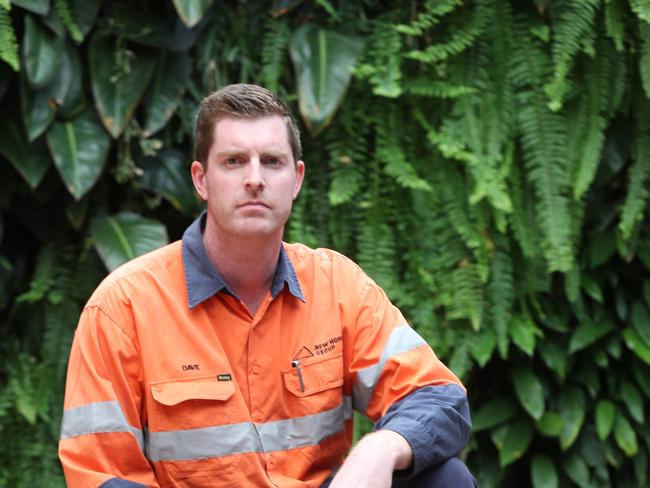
[1, 0, 650, 486]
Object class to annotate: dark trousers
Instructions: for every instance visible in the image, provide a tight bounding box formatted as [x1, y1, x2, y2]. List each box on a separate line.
[321, 458, 477, 487]
[392, 458, 477, 487]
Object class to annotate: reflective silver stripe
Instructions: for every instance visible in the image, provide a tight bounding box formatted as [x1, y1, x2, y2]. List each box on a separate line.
[343, 395, 353, 421]
[60, 401, 144, 451]
[146, 403, 346, 462]
[258, 403, 344, 451]
[147, 421, 262, 462]
[352, 325, 427, 414]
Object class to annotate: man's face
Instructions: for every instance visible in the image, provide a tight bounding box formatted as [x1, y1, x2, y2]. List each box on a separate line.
[191, 115, 305, 240]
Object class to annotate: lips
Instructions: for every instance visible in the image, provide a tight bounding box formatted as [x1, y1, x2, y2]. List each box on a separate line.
[238, 201, 270, 209]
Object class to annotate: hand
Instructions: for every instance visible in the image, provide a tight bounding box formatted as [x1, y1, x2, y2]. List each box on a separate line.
[328, 429, 413, 488]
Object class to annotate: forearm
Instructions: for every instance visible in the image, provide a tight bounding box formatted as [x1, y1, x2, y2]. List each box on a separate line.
[329, 430, 412, 488]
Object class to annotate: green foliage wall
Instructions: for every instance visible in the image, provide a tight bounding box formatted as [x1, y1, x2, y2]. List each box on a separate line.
[1, 0, 650, 486]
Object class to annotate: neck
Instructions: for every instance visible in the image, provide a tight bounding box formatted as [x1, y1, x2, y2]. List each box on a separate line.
[202, 219, 282, 315]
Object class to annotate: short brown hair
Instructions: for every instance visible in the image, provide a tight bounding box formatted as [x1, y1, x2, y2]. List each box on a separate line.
[194, 84, 302, 165]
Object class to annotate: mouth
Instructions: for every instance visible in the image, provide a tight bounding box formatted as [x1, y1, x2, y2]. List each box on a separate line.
[238, 201, 270, 209]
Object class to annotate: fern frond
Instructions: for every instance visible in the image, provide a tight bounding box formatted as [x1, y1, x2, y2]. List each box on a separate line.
[355, 14, 403, 98]
[512, 16, 574, 272]
[325, 94, 369, 207]
[604, 0, 626, 51]
[639, 22, 650, 100]
[404, 78, 475, 98]
[395, 0, 463, 36]
[376, 108, 431, 191]
[405, 6, 487, 64]
[545, 0, 601, 111]
[53, 0, 83, 43]
[0, 3, 19, 71]
[630, 0, 650, 24]
[620, 100, 650, 239]
[448, 263, 484, 331]
[15, 246, 58, 304]
[260, 18, 290, 93]
[572, 35, 612, 199]
[488, 234, 514, 357]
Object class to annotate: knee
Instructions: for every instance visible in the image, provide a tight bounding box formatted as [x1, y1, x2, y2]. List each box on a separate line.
[433, 458, 476, 487]
[404, 457, 476, 488]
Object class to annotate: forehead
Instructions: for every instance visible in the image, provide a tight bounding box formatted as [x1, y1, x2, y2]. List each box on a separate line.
[211, 115, 291, 154]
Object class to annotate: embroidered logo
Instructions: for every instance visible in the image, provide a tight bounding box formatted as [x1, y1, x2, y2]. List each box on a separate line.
[313, 335, 342, 356]
[294, 346, 314, 360]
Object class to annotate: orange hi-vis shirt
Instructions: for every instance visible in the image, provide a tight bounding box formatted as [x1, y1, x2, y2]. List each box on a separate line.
[59, 214, 470, 488]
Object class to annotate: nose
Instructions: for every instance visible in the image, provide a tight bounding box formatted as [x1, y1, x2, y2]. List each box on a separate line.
[244, 159, 265, 190]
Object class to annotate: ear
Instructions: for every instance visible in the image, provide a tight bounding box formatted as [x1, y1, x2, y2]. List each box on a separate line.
[191, 161, 208, 201]
[293, 160, 305, 199]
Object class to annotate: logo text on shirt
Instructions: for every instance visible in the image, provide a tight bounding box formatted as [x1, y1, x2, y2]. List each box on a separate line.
[314, 336, 342, 356]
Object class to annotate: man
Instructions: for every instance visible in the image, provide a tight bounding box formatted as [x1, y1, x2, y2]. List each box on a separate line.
[59, 84, 475, 487]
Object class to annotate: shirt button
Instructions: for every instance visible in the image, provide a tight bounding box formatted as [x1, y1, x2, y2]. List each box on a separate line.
[268, 454, 276, 466]
[251, 365, 261, 375]
[253, 410, 264, 422]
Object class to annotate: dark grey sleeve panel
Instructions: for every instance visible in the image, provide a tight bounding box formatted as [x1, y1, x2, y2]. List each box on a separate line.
[99, 478, 147, 488]
[374, 383, 472, 478]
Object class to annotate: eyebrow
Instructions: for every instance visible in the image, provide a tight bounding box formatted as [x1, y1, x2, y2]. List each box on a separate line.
[214, 147, 290, 158]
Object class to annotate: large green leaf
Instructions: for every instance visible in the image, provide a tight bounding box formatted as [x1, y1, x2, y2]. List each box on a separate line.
[69, 0, 101, 40]
[107, 4, 203, 52]
[45, 108, 110, 200]
[469, 327, 496, 367]
[90, 212, 169, 271]
[631, 300, 650, 346]
[0, 63, 11, 99]
[620, 382, 644, 423]
[511, 365, 545, 420]
[614, 414, 638, 456]
[10, 0, 49, 14]
[569, 319, 614, 353]
[58, 43, 85, 119]
[509, 315, 538, 356]
[172, 0, 212, 28]
[536, 411, 564, 437]
[562, 450, 590, 488]
[632, 361, 650, 398]
[0, 114, 50, 188]
[143, 51, 190, 137]
[531, 455, 558, 488]
[22, 14, 64, 88]
[140, 148, 199, 215]
[290, 24, 364, 135]
[472, 397, 517, 432]
[623, 327, 650, 365]
[89, 33, 156, 138]
[537, 338, 568, 379]
[20, 73, 56, 141]
[595, 399, 616, 441]
[499, 417, 534, 467]
[558, 386, 586, 450]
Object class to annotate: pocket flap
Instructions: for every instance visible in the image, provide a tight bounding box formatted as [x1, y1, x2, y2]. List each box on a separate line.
[283, 354, 343, 397]
[151, 375, 235, 406]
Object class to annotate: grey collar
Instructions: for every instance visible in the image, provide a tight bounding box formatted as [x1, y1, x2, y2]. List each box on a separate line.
[181, 212, 305, 309]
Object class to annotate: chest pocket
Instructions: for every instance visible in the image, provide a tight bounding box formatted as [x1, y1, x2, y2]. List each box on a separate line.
[281, 353, 348, 466]
[282, 353, 344, 397]
[148, 374, 242, 485]
[148, 373, 240, 434]
[151, 375, 235, 405]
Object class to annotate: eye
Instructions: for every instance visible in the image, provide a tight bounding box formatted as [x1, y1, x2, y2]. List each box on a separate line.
[264, 157, 281, 166]
[225, 157, 241, 165]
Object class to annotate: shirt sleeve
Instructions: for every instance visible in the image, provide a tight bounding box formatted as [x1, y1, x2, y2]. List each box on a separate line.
[59, 304, 160, 487]
[374, 384, 471, 477]
[344, 268, 471, 477]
